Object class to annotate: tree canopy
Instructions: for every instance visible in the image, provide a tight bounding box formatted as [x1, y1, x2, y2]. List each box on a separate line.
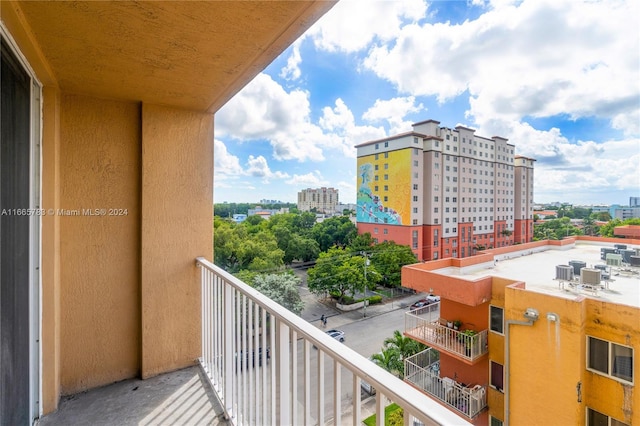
[252, 273, 304, 315]
[307, 247, 380, 303]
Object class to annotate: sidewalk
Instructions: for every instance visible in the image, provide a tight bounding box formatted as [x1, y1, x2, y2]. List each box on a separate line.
[299, 282, 427, 331]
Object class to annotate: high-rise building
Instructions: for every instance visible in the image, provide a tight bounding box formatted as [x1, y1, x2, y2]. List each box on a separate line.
[297, 187, 339, 214]
[356, 119, 535, 261]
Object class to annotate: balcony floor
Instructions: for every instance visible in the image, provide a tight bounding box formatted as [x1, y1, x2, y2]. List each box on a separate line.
[38, 366, 229, 426]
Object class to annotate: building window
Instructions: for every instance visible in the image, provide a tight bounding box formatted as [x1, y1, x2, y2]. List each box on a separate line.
[412, 219, 418, 225]
[373, 228, 378, 234]
[384, 152, 389, 158]
[384, 196, 388, 202]
[413, 196, 418, 202]
[587, 337, 633, 383]
[490, 306, 504, 334]
[375, 143, 379, 150]
[587, 408, 629, 426]
[413, 208, 418, 213]
[383, 229, 388, 235]
[374, 185, 378, 191]
[384, 174, 388, 180]
[384, 163, 389, 169]
[374, 175, 378, 181]
[384, 185, 388, 191]
[412, 230, 418, 249]
[375, 164, 379, 170]
[490, 361, 504, 391]
[413, 184, 418, 190]
[413, 160, 419, 167]
[384, 141, 389, 147]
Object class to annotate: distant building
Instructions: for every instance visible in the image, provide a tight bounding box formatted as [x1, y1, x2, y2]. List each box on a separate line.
[247, 206, 288, 220]
[612, 207, 640, 220]
[259, 199, 285, 205]
[356, 119, 535, 261]
[297, 187, 339, 214]
[629, 197, 640, 207]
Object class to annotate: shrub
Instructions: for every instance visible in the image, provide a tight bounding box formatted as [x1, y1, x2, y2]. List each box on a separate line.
[367, 295, 383, 305]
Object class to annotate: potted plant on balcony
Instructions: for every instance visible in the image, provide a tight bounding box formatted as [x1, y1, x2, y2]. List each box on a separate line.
[453, 320, 462, 330]
[459, 329, 478, 356]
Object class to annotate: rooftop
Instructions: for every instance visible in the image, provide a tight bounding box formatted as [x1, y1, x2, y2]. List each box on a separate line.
[434, 242, 640, 308]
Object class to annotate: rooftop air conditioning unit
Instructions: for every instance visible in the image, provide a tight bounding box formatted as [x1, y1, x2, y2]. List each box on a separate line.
[606, 253, 623, 267]
[568, 260, 587, 276]
[555, 265, 573, 281]
[580, 268, 601, 286]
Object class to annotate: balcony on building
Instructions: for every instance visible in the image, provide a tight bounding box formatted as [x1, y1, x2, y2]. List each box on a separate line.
[404, 348, 487, 419]
[405, 303, 489, 363]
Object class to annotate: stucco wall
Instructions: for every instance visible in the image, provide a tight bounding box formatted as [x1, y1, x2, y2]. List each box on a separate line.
[59, 95, 142, 394]
[140, 103, 213, 378]
[506, 287, 586, 425]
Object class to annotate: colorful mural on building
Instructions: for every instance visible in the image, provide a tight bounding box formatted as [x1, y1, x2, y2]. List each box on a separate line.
[356, 150, 412, 225]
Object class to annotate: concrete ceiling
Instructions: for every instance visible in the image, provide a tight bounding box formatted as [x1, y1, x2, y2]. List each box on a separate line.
[14, 1, 335, 112]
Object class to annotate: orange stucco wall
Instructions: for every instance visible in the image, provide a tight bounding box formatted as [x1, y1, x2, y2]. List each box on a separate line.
[58, 95, 142, 394]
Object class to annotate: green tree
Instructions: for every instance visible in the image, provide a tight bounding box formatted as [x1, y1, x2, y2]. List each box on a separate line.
[382, 330, 426, 378]
[213, 221, 284, 273]
[369, 242, 417, 287]
[253, 273, 304, 315]
[311, 216, 357, 252]
[307, 247, 379, 303]
[599, 218, 640, 237]
[370, 347, 402, 378]
[347, 232, 375, 252]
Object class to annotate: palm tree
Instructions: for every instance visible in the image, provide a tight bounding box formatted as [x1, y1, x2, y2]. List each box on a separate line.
[381, 330, 427, 378]
[371, 347, 402, 377]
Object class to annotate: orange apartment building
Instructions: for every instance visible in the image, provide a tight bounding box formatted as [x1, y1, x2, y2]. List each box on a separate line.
[401, 237, 639, 425]
[0, 2, 335, 424]
[356, 119, 535, 261]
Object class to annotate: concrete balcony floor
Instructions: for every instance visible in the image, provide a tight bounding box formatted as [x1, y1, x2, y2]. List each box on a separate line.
[38, 366, 230, 426]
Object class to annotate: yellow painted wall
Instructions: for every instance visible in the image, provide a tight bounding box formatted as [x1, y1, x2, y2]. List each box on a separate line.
[40, 86, 62, 412]
[357, 150, 411, 225]
[140, 104, 213, 378]
[506, 287, 586, 425]
[58, 95, 142, 394]
[583, 300, 638, 425]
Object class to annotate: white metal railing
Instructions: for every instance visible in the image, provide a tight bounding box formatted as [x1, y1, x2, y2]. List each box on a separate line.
[405, 308, 488, 362]
[405, 349, 487, 418]
[196, 258, 471, 426]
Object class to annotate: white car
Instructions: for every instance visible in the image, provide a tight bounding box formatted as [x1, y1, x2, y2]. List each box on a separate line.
[325, 329, 345, 342]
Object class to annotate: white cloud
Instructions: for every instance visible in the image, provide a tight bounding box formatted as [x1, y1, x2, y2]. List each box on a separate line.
[478, 119, 640, 199]
[286, 171, 328, 187]
[245, 155, 290, 181]
[280, 40, 302, 81]
[362, 0, 639, 133]
[308, 0, 427, 53]
[362, 96, 425, 134]
[213, 139, 243, 178]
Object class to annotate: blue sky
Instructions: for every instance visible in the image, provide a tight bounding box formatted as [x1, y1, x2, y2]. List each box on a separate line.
[214, 0, 640, 206]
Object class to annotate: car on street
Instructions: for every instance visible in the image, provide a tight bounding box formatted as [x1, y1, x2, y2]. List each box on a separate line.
[325, 329, 345, 342]
[409, 294, 440, 310]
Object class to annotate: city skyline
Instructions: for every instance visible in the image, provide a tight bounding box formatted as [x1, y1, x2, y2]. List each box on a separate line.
[213, 0, 640, 206]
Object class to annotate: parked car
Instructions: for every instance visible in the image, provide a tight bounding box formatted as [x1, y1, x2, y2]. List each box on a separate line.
[326, 329, 345, 342]
[361, 379, 376, 395]
[409, 299, 429, 310]
[409, 294, 440, 310]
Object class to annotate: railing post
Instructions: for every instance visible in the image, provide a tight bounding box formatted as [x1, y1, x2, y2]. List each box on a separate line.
[223, 281, 234, 419]
[277, 319, 290, 425]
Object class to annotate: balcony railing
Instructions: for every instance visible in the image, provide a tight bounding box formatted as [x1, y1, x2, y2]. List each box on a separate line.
[405, 349, 487, 418]
[196, 258, 470, 426]
[405, 305, 488, 362]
